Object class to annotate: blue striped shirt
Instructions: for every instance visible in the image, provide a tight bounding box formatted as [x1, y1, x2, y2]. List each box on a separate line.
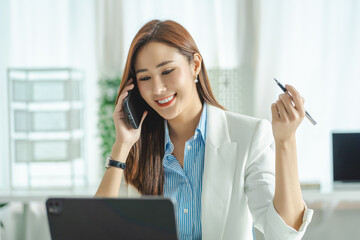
[163, 102, 207, 240]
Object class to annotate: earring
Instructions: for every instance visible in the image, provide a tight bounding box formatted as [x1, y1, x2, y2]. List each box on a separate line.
[194, 75, 199, 83]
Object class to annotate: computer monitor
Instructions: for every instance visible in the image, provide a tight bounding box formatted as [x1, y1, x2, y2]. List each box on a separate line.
[332, 132, 360, 182]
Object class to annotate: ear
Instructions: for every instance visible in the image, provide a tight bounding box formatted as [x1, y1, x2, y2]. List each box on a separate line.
[192, 53, 202, 78]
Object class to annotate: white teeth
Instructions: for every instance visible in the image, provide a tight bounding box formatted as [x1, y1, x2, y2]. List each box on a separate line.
[157, 94, 175, 104]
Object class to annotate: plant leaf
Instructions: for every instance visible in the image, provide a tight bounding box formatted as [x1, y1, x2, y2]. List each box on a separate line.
[0, 202, 9, 208]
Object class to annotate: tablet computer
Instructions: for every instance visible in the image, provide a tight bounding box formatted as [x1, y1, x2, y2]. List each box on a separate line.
[46, 197, 178, 240]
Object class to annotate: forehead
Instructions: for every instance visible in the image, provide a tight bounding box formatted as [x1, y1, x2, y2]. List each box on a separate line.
[134, 42, 186, 70]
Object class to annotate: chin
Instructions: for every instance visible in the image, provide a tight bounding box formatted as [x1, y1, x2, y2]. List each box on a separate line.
[156, 107, 179, 120]
[147, 98, 180, 120]
[157, 111, 177, 120]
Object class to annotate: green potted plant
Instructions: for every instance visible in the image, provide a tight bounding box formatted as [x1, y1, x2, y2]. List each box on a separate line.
[98, 77, 122, 168]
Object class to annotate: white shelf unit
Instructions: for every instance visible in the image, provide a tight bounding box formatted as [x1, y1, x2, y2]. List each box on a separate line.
[7, 68, 87, 190]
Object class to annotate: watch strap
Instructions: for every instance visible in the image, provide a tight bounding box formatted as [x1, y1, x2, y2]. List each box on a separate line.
[106, 156, 126, 170]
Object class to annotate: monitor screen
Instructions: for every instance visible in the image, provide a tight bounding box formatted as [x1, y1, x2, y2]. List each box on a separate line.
[333, 133, 360, 182]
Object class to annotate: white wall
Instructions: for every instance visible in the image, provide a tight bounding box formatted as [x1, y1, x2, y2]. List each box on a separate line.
[0, 0, 11, 191]
[0, 0, 100, 189]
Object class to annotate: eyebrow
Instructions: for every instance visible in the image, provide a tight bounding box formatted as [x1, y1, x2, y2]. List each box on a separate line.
[135, 60, 174, 74]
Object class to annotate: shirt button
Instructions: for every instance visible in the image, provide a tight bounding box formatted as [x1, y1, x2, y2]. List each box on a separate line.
[184, 209, 188, 214]
[187, 145, 191, 150]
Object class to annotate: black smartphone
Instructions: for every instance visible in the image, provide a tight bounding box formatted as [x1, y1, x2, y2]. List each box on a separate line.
[123, 80, 148, 129]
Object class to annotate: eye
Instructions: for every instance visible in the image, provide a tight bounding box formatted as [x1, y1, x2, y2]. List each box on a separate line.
[162, 69, 174, 75]
[139, 76, 151, 81]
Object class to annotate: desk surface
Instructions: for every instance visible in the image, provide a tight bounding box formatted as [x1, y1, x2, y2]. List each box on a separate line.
[0, 186, 98, 202]
[1, 186, 360, 203]
[303, 190, 360, 202]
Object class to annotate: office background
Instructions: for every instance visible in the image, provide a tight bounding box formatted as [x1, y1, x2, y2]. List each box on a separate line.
[0, 0, 360, 239]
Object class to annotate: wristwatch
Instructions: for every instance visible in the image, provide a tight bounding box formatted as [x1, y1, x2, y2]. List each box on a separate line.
[105, 156, 126, 170]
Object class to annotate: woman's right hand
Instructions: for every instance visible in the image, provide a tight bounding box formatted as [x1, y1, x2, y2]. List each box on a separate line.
[112, 78, 148, 154]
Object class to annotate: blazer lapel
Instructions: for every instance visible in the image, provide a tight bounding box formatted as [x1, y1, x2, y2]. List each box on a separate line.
[201, 105, 237, 239]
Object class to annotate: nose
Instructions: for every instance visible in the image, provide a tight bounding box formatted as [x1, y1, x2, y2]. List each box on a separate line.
[152, 75, 167, 95]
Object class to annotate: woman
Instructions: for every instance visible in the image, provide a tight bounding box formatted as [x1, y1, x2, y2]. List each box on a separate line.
[95, 19, 313, 240]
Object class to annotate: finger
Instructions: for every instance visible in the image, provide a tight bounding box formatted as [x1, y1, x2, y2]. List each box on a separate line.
[115, 91, 129, 110]
[126, 78, 134, 85]
[285, 84, 305, 113]
[279, 93, 297, 120]
[114, 81, 135, 112]
[118, 84, 134, 102]
[115, 84, 134, 111]
[123, 82, 135, 92]
[276, 99, 288, 120]
[138, 110, 148, 129]
[271, 103, 280, 120]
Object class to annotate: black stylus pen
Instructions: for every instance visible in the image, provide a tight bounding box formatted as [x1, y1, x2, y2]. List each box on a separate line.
[274, 78, 317, 125]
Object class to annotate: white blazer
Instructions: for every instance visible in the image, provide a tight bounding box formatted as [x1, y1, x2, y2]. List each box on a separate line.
[119, 104, 313, 240]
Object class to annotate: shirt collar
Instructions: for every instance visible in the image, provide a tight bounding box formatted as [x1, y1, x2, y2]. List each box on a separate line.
[164, 121, 171, 151]
[197, 102, 207, 141]
[164, 102, 207, 151]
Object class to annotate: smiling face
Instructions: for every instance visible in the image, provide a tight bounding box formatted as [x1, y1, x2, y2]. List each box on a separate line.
[134, 41, 201, 121]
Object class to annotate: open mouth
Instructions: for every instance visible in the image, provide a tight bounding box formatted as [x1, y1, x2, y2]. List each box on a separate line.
[156, 93, 177, 107]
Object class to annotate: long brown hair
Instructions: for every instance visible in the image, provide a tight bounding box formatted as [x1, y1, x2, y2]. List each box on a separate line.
[115, 19, 225, 195]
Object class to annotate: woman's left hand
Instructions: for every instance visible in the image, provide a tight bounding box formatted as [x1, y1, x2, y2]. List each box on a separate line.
[271, 84, 305, 143]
